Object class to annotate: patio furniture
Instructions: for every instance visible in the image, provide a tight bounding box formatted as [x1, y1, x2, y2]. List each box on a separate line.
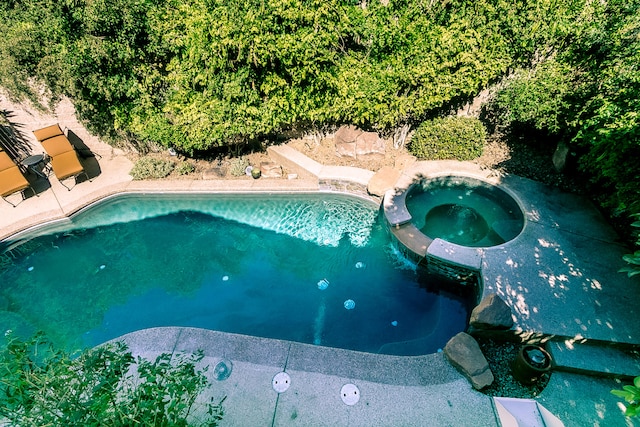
[32, 124, 89, 190]
[21, 153, 47, 178]
[0, 148, 35, 207]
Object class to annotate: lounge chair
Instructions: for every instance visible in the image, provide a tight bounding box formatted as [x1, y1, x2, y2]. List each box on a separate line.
[32, 124, 89, 190]
[0, 148, 35, 207]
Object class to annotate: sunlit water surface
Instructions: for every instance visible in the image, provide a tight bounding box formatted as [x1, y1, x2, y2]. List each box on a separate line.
[0, 193, 472, 355]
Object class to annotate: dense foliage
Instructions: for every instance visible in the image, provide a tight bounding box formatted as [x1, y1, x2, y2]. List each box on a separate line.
[0, 0, 638, 238]
[620, 215, 640, 279]
[408, 116, 486, 161]
[0, 332, 224, 426]
[0, 0, 580, 150]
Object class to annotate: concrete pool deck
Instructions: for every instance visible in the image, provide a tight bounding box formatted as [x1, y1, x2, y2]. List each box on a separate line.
[1, 96, 640, 426]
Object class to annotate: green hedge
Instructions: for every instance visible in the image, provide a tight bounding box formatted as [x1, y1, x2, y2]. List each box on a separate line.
[408, 117, 486, 161]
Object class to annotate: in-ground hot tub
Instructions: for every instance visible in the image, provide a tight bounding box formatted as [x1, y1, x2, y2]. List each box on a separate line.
[384, 175, 525, 284]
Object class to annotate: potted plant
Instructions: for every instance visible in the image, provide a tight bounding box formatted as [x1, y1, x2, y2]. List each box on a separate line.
[251, 167, 261, 179]
[511, 343, 552, 385]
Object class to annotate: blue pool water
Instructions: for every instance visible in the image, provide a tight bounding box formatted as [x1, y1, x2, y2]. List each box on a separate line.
[0, 193, 473, 355]
[406, 177, 524, 247]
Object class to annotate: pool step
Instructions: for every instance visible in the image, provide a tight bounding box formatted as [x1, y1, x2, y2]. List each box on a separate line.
[548, 340, 640, 379]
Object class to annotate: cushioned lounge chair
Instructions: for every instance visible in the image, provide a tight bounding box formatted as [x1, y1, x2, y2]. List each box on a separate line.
[0, 148, 35, 207]
[33, 124, 89, 190]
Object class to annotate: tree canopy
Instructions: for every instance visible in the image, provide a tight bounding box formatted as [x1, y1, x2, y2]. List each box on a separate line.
[0, 0, 583, 149]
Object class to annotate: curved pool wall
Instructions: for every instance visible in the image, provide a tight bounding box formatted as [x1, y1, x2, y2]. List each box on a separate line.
[383, 173, 527, 292]
[3, 191, 380, 250]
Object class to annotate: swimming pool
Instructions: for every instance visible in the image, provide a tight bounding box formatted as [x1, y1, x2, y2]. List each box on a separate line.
[0, 193, 473, 355]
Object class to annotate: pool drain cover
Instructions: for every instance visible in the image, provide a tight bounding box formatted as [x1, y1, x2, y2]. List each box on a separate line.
[213, 359, 233, 381]
[272, 372, 291, 393]
[340, 383, 360, 405]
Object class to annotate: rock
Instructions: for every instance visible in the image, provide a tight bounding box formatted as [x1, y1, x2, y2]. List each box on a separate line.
[552, 141, 570, 172]
[368, 166, 401, 197]
[444, 332, 494, 390]
[470, 293, 514, 330]
[260, 162, 282, 178]
[356, 131, 386, 157]
[334, 125, 363, 145]
[394, 153, 417, 171]
[334, 125, 385, 158]
[335, 141, 357, 158]
[334, 125, 361, 158]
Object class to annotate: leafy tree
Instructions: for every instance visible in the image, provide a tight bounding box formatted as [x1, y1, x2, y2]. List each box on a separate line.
[0, 0, 71, 103]
[569, 0, 640, 216]
[0, 332, 224, 426]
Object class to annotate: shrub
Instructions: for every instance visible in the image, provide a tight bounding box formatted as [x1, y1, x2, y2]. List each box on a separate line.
[0, 332, 225, 426]
[130, 156, 175, 180]
[177, 160, 196, 175]
[229, 156, 250, 177]
[612, 375, 640, 417]
[408, 117, 486, 161]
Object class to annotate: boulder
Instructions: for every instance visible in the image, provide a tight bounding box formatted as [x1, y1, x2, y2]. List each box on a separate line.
[260, 162, 283, 179]
[356, 131, 386, 157]
[444, 332, 494, 390]
[334, 125, 363, 145]
[334, 125, 385, 158]
[394, 153, 417, 171]
[368, 166, 401, 197]
[552, 141, 570, 172]
[470, 293, 513, 330]
[335, 141, 357, 158]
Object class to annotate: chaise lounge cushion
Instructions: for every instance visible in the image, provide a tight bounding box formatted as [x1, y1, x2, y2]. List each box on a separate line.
[49, 150, 84, 181]
[32, 124, 64, 142]
[0, 150, 30, 197]
[0, 150, 16, 171]
[41, 135, 75, 157]
[0, 167, 30, 197]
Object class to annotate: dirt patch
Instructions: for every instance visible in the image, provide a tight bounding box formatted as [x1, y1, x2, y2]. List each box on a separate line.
[287, 136, 402, 172]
